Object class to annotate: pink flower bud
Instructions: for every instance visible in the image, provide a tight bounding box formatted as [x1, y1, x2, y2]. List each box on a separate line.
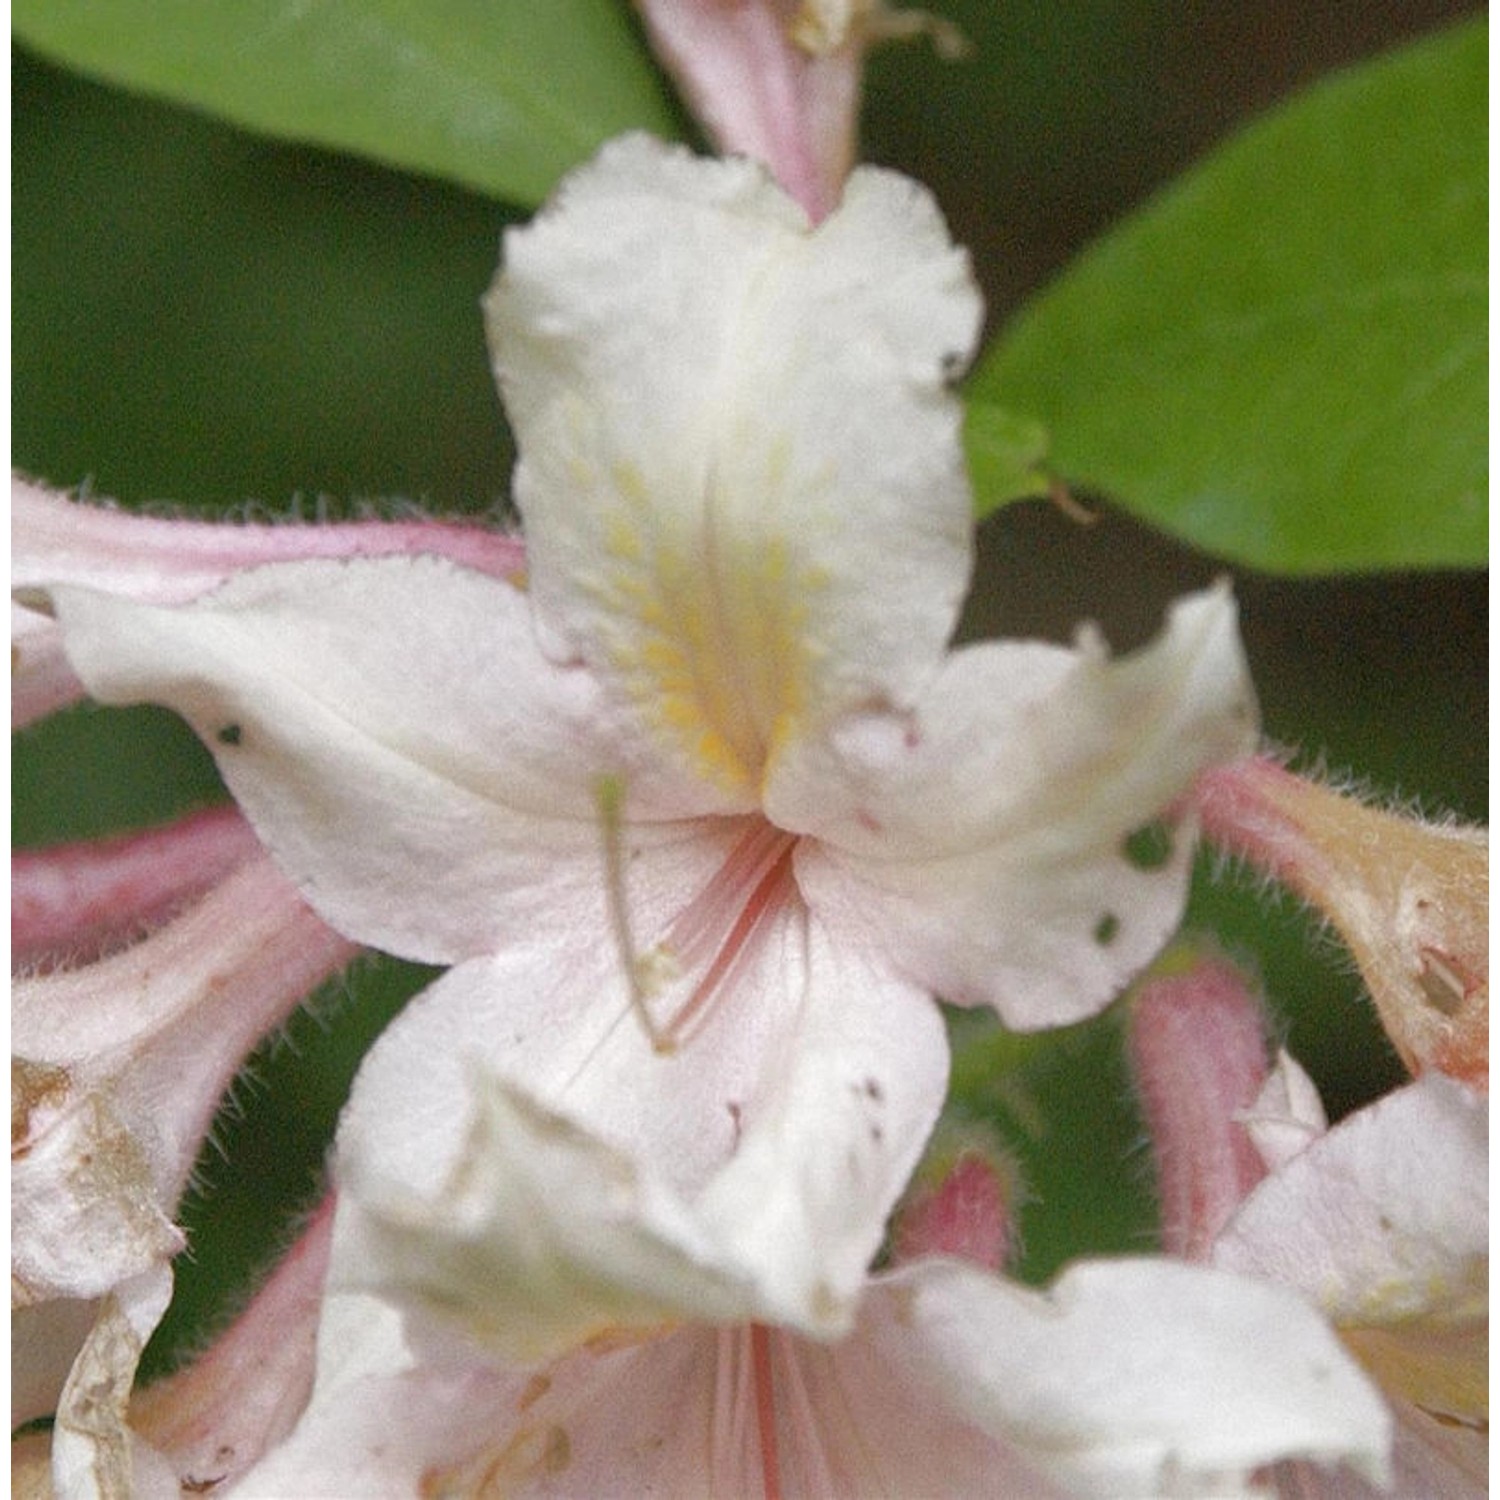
[890, 1131, 1015, 1272]
[1125, 946, 1273, 1260]
[632, 0, 867, 221]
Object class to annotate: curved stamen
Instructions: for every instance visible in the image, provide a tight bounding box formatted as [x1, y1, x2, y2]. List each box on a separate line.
[659, 821, 798, 1046]
[595, 774, 673, 1054]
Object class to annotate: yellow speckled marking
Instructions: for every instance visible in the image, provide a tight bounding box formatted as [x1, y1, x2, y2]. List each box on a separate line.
[588, 470, 819, 795]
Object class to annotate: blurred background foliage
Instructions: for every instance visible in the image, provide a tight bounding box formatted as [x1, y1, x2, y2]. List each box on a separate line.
[12, 0, 1485, 1375]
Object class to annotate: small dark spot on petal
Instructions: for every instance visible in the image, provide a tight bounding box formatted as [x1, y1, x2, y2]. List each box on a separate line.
[215, 723, 243, 747]
[1123, 820, 1173, 871]
[1093, 913, 1120, 946]
[863, 1076, 884, 1102]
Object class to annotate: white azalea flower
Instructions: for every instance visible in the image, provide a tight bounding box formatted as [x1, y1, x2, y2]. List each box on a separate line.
[219, 1071, 1389, 1500]
[42, 134, 1256, 1329]
[1127, 952, 1488, 1498]
[1215, 1073, 1488, 1499]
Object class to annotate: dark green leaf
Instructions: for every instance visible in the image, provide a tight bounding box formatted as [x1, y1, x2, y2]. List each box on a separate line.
[13, 0, 680, 207]
[969, 20, 1486, 572]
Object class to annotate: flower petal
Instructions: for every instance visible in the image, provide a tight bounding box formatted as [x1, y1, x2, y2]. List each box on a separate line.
[129, 1195, 336, 1495]
[12, 854, 352, 1307]
[13, 475, 524, 727]
[1240, 1046, 1329, 1171]
[336, 1074, 765, 1365]
[236, 1257, 1390, 1499]
[1212, 1075, 1486, 1330]
[884, 1257, 1391, 1498]
[50, 555, 736, 964]
[13, 805, 259, 969]
[233, 1318, 772, 1499]
[486, 134, 981, 798]
[783, 583, 1258, 1026]
[50, 1266, 177, 1500]
[330, 885, 947, 1350]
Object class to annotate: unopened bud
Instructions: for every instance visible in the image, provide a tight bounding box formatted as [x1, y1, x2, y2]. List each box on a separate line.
[1125, 945, 1273, 1260]
[890, 1127, 1016, 1272]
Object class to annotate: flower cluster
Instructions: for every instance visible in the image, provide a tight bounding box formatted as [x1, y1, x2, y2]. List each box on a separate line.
[12, 13, 1486, 1497]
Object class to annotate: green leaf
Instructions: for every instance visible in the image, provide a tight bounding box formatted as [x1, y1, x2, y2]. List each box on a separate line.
[963, 402, 1053, 509]
[12, 0, 680, 208]
[968, 20, 1486, 573]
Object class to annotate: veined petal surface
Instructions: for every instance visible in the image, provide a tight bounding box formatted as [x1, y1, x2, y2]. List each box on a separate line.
[1213, 1076, 1486, 1328]
[890, 1257, 1390, 1498]
[51, 555, 739, 964]
[487, 133, 982, 799]
[331, 886, 947, 1345]
[782, 584, 1257, 1026]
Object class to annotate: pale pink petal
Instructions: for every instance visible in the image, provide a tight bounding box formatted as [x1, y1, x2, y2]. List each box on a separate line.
[13, 475, 524, 726]
[691, 911, 948, 1326]
[13, 854, 355, 1311]
[1212, 1076, 1486, 1330]
[50, 555, 736, 965]
[332, 880, 947, 1345]
[233, 1320, 772, 1499]
[784, 584, 1257, 1026]
[1213, 1074, 1487, 1491]
[13, 804, 259, 969]
[334, 1077, 766, 1367]
[235, 1258, 1390, 1499]
[884, 1257, 1391, 1498]
[486, 134, 980, 800]
[238, 1298, 1041, 1499]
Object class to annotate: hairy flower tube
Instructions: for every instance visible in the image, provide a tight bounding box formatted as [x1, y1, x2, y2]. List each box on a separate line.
[37, 134, 1256, 1341]
[12, 822, 358, 1495]
[1192, 755, 1488, 1089]
[11, 473, 526, 729]
[1127, 952, 1488, 1498]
